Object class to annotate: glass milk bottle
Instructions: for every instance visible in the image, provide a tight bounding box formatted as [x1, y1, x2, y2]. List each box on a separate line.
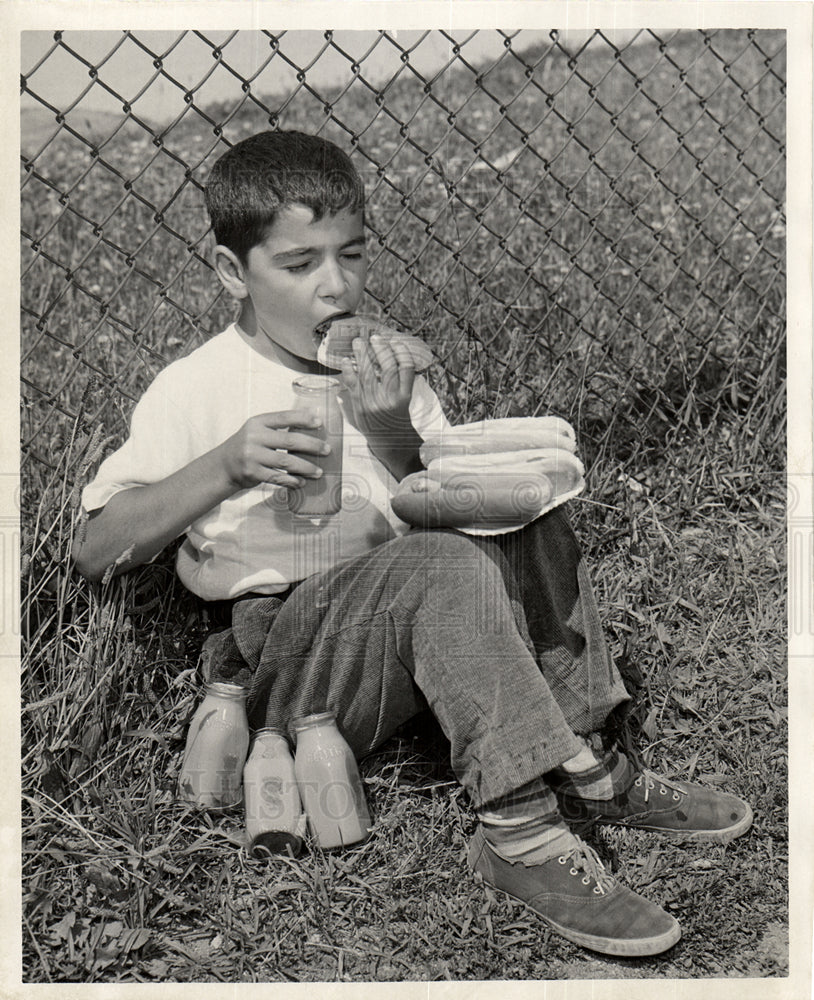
[288, 375, 344, 516]
[243, 728, 306, 858]
[177, 682, 249, 810]
[292, 712, 372, 849]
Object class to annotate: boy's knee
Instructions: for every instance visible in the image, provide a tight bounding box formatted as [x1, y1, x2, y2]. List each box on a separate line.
[394, 527, 486, 562]
[392, 529, 503, 588]
[391, 530, 519, 639]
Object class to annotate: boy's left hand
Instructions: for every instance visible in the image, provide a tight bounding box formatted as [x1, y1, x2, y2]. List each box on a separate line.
[339, 333, 424, 481]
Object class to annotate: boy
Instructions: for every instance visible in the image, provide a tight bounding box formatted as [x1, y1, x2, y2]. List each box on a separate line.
[74, 130, 753, 959]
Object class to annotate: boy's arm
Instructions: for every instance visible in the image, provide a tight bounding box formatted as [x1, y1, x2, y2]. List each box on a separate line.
[73, 448, 236, 581]
[355, 421, 425, 483]
[72, 411, 329, 582]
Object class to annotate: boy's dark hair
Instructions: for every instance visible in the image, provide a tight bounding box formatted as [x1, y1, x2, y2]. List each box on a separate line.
[205, 130, 365, 263]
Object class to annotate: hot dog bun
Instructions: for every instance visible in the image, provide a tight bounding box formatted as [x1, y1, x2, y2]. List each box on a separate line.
[420, 416, 576, 465]
[393, 416, 584, 532]
[316, 314, 434, 372]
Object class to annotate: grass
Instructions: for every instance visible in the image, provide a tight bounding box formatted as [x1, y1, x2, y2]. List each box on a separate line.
[21, 430, 788, 982]
[20, 29, 787, 982]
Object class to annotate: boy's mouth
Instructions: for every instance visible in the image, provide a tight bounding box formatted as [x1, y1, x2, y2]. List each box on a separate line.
[313, 311, 353, 339]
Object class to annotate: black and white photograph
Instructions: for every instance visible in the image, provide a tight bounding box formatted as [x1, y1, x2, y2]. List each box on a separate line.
[10, 4, 812, 993]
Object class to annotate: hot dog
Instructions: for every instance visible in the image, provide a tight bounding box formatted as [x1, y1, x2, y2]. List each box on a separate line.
[391, 469, 554, 529]
[425, 448, 585, 502]
[419, 416, 576, 464]
[316, 314, 434, 372]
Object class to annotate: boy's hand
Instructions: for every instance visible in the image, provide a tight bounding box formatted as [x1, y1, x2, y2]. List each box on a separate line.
[339, 334, 424, 481]
[217, 411, 332, 490]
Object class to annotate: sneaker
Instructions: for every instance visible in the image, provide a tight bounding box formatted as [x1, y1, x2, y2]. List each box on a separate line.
[468, 827, 681, 957]
[552, 756, 754, 844]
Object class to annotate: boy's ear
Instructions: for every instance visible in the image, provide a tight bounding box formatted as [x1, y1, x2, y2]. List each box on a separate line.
[212, 245, 249, 299]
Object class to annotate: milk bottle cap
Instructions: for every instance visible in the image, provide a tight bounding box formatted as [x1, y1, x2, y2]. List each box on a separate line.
[292, 711, 337, 732]
[204, 681, 247, 699]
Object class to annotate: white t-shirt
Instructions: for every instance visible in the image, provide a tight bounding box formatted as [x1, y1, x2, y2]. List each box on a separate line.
[81, 323, 450, 600]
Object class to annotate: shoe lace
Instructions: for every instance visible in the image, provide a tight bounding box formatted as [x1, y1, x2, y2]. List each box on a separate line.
[634, 769, 684, 803]
[559, 838, 616, 896]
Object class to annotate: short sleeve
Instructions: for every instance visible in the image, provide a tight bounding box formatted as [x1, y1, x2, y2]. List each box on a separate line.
[80, 369, 198, 513]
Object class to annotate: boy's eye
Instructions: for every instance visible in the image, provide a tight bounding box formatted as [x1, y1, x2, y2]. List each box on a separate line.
[284, 250, 365, 274]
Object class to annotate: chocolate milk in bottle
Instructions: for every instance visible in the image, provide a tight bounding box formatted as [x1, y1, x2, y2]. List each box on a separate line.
[177, 682, 249, 810]
[292, 712, 371, 848]
[288, 375, 343, 516]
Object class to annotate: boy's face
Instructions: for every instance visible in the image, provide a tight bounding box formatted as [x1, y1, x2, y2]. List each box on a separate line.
[239, 204, 367, 363]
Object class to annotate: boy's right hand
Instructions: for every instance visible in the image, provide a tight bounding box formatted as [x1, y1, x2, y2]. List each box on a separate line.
[217, 411, 331, 491]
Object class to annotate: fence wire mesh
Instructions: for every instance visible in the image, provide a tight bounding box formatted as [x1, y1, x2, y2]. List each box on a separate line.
[20, 27, 786, 544]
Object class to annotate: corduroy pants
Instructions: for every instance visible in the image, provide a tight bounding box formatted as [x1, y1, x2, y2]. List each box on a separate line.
[230, 507, 629, 810]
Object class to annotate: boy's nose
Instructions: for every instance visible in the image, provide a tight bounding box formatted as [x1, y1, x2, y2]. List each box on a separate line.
[318, 258, 347, 299]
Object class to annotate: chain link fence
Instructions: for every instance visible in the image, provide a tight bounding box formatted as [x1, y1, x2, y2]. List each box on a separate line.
[20, 27, 786, 590]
